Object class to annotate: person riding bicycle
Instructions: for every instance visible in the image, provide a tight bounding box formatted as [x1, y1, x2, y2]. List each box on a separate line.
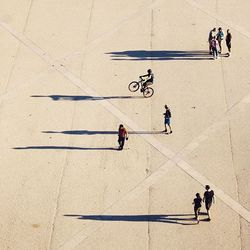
[139, 69, 154, 90]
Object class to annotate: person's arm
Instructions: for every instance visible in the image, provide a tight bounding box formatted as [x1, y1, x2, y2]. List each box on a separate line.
[125, 129, 128, 139]
[140, 74, 148, 79]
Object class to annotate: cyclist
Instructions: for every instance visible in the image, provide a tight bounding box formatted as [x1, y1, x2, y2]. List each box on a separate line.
[139, 69, 154, 90]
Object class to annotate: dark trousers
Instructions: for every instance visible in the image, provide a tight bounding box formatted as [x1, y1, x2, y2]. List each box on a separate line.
[118, 137, 125, 149]
[212, 47, 218, 58]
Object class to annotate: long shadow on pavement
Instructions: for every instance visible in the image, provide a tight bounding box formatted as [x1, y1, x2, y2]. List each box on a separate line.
[42, 130, 163, 135]
[31, 95, 143, 101]
[13, 146, 117, 151]
[64, 214, 199, 225]
[106, 50, 216, 61]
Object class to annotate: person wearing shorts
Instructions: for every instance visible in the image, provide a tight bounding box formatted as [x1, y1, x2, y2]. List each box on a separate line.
[163, 105, 172, 134]
[203, 185, 215, 221]
[193, 193, 202, 223]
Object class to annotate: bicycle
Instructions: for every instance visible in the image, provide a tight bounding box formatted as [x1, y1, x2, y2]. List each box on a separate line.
[128, 78, 154, 98]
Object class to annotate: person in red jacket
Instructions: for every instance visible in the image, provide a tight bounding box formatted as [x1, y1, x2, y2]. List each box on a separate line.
[118, 124, 128, 150]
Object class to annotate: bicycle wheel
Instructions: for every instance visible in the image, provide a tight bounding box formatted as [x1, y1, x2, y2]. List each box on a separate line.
[143, 87, 154, 98]
[128, 81, 140, 92]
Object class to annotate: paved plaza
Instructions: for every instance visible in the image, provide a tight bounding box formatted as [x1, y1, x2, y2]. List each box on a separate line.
[0, 0, 250, 249]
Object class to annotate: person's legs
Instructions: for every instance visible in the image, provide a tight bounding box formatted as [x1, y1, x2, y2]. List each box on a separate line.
[206, 202, 212, 220]
[218, 41, 222, 53]
[118, 137, 125, 150]
[120, 137, 125, 149]
[228, 42, 231, 53]
[166, 119, 172, 133]
[212, 48, 216, 59]
[168, 123, 172, 133]
[194, 207, 200, 223]
[209, 41, 212, 54]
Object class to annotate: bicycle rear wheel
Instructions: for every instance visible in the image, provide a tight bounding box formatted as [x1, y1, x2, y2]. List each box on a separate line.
[128, 81, 140, 92]
[143, 87, 154, 98]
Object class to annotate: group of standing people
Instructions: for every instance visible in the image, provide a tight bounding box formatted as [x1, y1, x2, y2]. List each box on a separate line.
[208, 27, 232, 59]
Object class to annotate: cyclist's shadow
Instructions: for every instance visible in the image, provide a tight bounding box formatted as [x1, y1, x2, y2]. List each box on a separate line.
[31, 95, 144, 101]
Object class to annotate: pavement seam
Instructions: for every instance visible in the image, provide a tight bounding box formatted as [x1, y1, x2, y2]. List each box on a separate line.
[185, 0, 250, 39]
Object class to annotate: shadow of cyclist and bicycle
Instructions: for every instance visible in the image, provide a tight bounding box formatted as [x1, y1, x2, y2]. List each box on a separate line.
[31, 95, 144, 101]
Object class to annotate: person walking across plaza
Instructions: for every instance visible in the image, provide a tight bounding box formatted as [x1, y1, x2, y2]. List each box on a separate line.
[203, 185, 215, 221]
[193, 193, 202, 223]
[118, 124, 128, 150]
[216, 27, 224, 54]
[163, 105, 172, 134]
[226, 29, 232, 56]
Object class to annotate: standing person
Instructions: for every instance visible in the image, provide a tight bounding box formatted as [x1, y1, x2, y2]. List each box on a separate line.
[226, 29, 232, 56]
[210, 37, 218, 59]
[163, 105, 172, 134]
[216, 27, 224, 53]
[118, 124, 128, 150]
[203, 185, 215, 221]
[193, 193, 202, 223]
[208, 28, 216, 54]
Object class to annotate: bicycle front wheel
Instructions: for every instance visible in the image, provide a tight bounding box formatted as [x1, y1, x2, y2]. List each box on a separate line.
[143, 87, 154, 98]
[128, 81, 140, 92]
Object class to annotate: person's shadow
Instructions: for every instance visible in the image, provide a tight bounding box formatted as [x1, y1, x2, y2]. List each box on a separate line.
[13, 146, 118, 151]
[106, 50, 216, 61]
[42, 130, 162, 135]
[64, 213, 207, 225]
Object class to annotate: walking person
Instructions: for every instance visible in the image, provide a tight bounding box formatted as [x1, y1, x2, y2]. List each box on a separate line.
[118, 124, 128, 150]
[203, 185, 215, 221]
[208, 28, 216, 54]
[193, 193, 202, 223]
[226, 29, 232, 56]
[216, 27, 224, 53]
[163, 105, 172, 134]
[210, 36, 218, 59]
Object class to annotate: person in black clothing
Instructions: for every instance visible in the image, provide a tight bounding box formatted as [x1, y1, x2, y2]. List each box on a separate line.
[226, 29, 232, 56]
[203, 185, 215, 221]
[140, 69, 154, 90]
[163, 105, 172, 134]
[193, 193, 202, 223]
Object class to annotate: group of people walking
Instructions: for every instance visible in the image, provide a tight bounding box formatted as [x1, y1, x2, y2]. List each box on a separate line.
[208, 27, 232, 59]
[193, 185, 215, 223]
